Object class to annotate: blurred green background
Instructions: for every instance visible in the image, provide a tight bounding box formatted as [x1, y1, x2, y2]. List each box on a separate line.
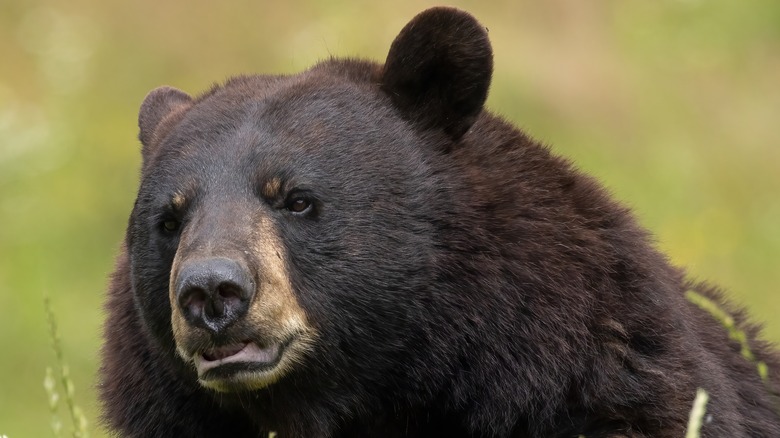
[1, 0, 778, 436]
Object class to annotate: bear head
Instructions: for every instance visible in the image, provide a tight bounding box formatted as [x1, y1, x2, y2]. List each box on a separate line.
[128, 7, 493, 395]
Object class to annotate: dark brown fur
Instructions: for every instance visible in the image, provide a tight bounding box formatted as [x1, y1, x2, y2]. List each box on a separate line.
[101, 7, 780, 437]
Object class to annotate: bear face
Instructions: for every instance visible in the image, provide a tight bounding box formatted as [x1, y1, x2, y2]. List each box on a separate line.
[126, 8, 498, 403]
[129, 72, 455, 393]
[102, 6, 780, 438]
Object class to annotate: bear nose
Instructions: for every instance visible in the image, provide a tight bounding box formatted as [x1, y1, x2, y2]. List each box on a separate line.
[175, 258, 255, 334]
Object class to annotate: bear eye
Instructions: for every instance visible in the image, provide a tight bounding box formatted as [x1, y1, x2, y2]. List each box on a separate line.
[286, 196, 313, 215]
[161, 219, 180, 233]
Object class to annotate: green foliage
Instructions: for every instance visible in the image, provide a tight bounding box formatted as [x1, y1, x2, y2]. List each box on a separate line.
[685, 389, 710, 438]
[686, 290, 769, 381]
[43, 367, 63, 436]
[44, 298, 90, 438]
[685, 289, 780, 420]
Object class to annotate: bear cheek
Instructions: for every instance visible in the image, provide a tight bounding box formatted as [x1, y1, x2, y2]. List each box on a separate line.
[167, 227, 193, 359]
[245, 216, 316, 349]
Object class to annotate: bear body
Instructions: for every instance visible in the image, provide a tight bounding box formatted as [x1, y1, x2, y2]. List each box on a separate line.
[101, 7, 780, 437]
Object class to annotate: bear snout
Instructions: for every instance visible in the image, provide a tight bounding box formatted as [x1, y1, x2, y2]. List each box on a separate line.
[174, 257, 255, 335]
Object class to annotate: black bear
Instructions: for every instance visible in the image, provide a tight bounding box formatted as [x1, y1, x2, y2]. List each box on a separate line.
[100, 7, 780, 437]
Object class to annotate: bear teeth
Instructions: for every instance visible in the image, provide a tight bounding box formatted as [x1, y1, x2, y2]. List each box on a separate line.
[202, 342, 249, 361]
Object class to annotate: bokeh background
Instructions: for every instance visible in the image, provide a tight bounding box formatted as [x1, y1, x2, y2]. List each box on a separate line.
[1, 0, 778, 436]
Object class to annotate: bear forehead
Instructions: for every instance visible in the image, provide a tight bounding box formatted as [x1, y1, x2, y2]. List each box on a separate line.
[190, 61, 380, 120]
[142, 63, 429, 199]
[157, 65, 397, 161]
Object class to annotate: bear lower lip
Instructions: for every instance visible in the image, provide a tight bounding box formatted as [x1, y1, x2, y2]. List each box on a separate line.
[195, 341, 282, 377]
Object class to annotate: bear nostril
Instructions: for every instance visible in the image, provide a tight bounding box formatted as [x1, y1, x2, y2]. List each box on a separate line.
[218, 284, 241, 300]
[217, 284, 243, 308]
[180, 287, 208, 321]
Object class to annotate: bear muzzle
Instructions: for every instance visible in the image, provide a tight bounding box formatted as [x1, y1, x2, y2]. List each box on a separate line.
[168, 246, 316, 391]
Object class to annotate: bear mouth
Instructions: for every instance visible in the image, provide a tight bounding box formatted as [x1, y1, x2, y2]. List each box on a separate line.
[194, 341, 285, 379]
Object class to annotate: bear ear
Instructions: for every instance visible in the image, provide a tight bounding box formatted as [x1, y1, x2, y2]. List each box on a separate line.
[381, 7, 493, 140]
[138, 86, 193, 160]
